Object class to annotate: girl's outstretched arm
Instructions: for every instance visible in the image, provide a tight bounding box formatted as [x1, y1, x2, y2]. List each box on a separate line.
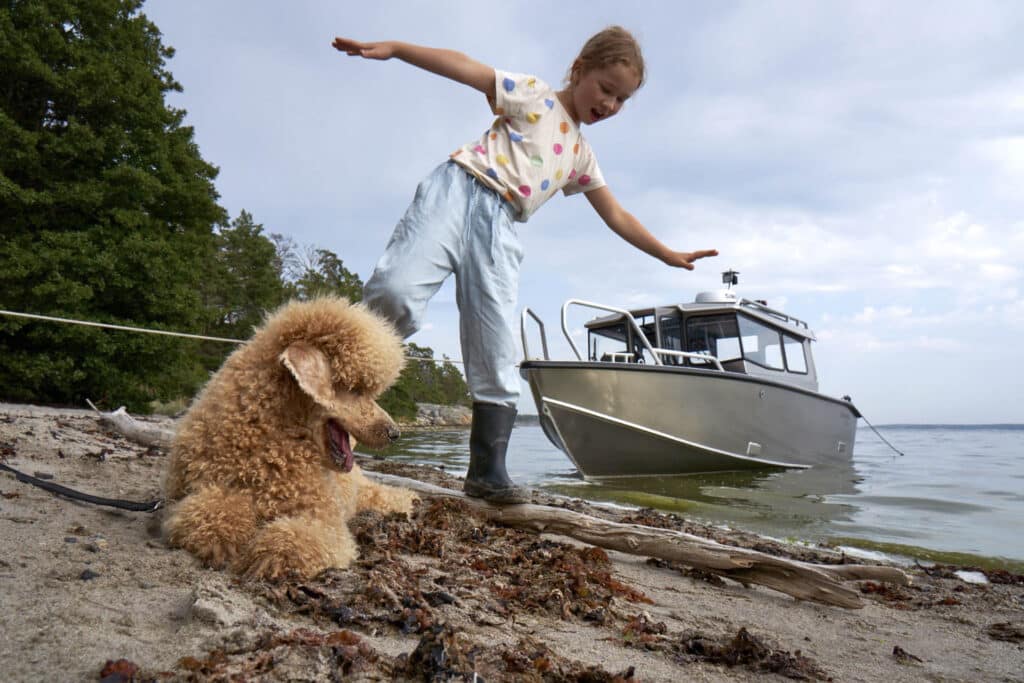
[585, 186, 718, 271]
[332, 37, 495, 99]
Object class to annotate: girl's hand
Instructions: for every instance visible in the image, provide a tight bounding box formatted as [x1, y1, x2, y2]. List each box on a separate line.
[331, 37, 396, 60]
[663, 249, 719, 271]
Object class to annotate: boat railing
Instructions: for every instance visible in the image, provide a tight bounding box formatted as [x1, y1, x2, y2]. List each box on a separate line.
[653, 349, 724, 371]
[522, 301, 724, 371]
[740, 298, 809, 330]
[520, 307, 550, 360]
[561, 299, 662, 363]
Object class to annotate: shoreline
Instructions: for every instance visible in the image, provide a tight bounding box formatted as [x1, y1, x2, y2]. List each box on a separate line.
[1, 403, 1022, 681]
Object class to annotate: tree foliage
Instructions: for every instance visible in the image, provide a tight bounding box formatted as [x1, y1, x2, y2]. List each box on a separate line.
[378, 343, 471, 420]
[0, 0, 471, 414]
[0, 0, 223, 409]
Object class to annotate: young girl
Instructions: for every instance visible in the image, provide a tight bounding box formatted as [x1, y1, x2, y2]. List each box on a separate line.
[332, 27, 717, 504]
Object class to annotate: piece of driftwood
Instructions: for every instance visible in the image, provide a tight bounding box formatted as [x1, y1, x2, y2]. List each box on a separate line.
[86, 400, 175, 449]
[89, 403, 909, 608]
[366, 471, 911, 609]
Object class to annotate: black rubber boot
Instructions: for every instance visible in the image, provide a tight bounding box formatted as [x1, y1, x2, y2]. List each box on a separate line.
[464, 402, 531, 504]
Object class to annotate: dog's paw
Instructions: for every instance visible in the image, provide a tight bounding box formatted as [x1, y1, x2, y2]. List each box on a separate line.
[240, 517, 357, 582]
[357, 482, 420, 517]
[163, 488, 256, 570]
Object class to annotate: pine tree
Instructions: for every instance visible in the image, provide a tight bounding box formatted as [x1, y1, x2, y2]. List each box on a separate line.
[0, 0, 226, 410]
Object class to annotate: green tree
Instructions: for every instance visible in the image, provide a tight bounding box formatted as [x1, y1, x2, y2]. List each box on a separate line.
[0, 0, 224, 410]
[378, 343, 471, 420]
[190, 210, 287, 372]
[284, 246, 364, 302]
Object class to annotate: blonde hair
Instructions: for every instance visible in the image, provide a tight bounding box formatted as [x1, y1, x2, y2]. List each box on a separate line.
[566, 26, 645, 89]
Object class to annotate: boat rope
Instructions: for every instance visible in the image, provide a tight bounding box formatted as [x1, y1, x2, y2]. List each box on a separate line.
[845, 396, 904, 457]
[0, 309, 463, 365]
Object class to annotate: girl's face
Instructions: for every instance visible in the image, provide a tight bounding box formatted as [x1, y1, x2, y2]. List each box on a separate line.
[565, 62, 641, 125]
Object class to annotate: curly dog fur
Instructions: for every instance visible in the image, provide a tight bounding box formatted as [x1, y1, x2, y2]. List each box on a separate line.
[162, 296, 417, 581]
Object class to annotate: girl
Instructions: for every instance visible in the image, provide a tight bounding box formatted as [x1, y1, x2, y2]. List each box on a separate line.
[332, 27, 717, 504]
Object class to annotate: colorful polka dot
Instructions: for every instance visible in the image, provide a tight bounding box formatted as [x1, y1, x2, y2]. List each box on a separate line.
[490, 133, 497, 140]
[527, 78, 536, 87]
[573, 143, 580, 154]
[568, 169, 577, 180]
[526, 112, 540, 124]
[503, 77, 515, 92]
[518, 185, 532, 197]
[553, 143, 563, 155]
[559, 122, 570, 134]
[544, 98, 554, 109]
[541, 179, 550, 191]
[579, 174, 591, 186]
[530, 155, 543, 167]
[504, 190, 516, 203]
[555, 169, 563, 180]
[473, 145, 486, 155]
[509, 132, 523, 142]
[496, 154, 510, 166]
[486, 168, 499, 179]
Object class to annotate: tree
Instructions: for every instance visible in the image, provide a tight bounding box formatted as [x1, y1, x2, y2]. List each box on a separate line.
[189, 210, 287, 372]
[280, 244, 364, 303]
[378, 343, 471, 420]
[0, 0, 225, 410]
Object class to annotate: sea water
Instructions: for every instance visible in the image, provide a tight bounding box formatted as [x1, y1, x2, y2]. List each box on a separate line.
[376, 423, 1024, 569]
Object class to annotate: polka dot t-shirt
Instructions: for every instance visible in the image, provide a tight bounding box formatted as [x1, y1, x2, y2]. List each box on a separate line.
[450, 70, 605, 222]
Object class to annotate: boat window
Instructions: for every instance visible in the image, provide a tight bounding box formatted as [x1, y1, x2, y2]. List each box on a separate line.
[685, 314, 742, 366]
[783, 333, 808, 373]
[588, 322, 633, 362]
[737, 315, 785, 370]
[636, 314, 659, 364]
[657, 313, 683, 365]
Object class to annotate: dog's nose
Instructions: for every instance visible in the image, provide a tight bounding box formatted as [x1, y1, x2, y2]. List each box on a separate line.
[387, 425, 400, 442]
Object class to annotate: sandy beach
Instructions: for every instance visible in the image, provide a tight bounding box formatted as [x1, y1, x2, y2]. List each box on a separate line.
[0, 402, 1021, 682]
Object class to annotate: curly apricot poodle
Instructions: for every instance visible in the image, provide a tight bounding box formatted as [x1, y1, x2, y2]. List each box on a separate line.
[163, 297, 417, 581]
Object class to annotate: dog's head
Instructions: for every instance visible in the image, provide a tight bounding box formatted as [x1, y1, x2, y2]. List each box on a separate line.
[259, 297, 406, 472]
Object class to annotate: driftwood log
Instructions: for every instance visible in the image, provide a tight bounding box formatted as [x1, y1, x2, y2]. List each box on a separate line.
[92, 404, 909, 608]
[87, 400, 175, 449]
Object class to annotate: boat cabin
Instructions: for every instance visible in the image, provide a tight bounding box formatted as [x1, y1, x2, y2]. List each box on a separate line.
[584, 288, 820, 392]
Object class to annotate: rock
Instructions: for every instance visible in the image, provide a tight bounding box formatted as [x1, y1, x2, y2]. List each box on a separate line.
[410, 403, 472, 428]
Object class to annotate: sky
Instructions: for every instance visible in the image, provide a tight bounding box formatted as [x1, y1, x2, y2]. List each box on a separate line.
[144, 1, 1024, 424]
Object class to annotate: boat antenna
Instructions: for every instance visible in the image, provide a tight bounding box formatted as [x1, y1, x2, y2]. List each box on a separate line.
[722, 269, 739, 289]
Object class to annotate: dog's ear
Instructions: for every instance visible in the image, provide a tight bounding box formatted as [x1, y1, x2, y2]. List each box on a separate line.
[280, 342, 334, 408]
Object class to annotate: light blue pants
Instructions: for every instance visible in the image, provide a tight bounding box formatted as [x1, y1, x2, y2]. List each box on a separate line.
[363, 161, 523, 407]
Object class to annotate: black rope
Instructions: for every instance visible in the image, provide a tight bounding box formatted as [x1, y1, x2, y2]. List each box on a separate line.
[843, 395, 904, 457]
[0, 462, 164, 512]
[861, 415, 905, 456]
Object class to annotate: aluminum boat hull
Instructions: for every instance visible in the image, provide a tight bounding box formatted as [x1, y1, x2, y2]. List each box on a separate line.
[520, 361, 859, 478]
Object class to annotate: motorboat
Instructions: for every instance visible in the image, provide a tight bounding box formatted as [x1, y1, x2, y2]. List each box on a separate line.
[519, 271, 860, 478]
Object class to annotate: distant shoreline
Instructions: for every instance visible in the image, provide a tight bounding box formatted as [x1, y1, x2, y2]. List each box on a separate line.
[876, 423, 1024, 430]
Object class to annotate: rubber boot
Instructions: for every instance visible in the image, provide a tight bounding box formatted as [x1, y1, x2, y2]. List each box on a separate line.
[464, 402, 531, 504]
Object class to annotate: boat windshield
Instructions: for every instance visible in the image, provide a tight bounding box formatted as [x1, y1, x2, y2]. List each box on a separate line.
[685, 314, 742, 367]
[587, 310, 810, 375]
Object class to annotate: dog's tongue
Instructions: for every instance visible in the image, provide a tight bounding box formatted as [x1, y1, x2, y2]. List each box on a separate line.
[327, 419, 354, 472]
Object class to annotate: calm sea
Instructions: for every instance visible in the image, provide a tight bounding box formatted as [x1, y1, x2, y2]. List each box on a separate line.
[376, 423, 1024, 569]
